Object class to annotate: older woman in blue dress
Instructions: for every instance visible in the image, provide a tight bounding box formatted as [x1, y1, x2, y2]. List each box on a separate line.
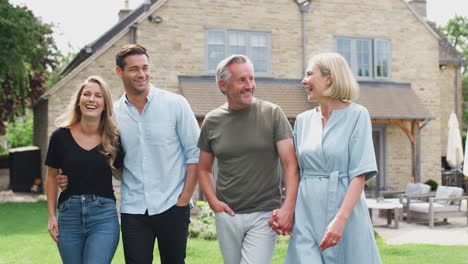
[271, 52, 382, 263]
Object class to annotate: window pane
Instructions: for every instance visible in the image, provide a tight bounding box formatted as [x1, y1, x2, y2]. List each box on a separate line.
[250, 33, 268, 72]
[228, 31, 246, 55]
[205, 29, 271, 73]
[336, 39, 352, 67]
[207, 31, 225, 71]
[375, 39, 390, 78]
[207, 31, 225, 45]
[356, 40, 371, 77]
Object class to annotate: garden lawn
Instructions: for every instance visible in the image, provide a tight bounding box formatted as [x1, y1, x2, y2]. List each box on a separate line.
[1, 201, 467, 264]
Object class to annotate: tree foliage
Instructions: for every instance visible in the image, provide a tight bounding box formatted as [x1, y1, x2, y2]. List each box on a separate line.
[440, 16, 468, 72]
[0, 0, 59, 135]
[5, 109, 33, 149]
[440, 16, 468, 128]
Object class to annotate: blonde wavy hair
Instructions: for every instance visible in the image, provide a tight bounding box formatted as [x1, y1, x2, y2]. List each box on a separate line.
[56, 76, 119, 171]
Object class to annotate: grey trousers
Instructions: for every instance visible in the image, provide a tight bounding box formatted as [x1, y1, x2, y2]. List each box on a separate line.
[215, 211, 277, 264]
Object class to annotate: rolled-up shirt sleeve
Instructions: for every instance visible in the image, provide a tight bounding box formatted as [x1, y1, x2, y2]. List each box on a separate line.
[176, 96, 200, 164]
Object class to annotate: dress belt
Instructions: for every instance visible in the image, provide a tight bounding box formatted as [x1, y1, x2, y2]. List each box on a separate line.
[301, 169, 348, 263]
[302, 170, 348, 179]
[302, 170, 349, 234]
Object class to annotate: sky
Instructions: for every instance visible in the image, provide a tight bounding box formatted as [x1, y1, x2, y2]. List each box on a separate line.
[7, 0, 468, 54]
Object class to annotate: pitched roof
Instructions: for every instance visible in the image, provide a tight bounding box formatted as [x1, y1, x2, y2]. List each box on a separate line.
[356, 82, 432, 120]
[180, 76, 315, 118]
[180, 76, 432, 120]
[60, 0, 160, 76]
[427, 21, 466, 65]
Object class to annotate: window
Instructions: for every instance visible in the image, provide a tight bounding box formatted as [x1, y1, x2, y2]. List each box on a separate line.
[336, 37, 391, 79]
[205, 29, 271, 74]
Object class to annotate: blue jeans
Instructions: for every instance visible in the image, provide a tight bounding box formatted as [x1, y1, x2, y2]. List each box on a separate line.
[57, 195, 120, 264]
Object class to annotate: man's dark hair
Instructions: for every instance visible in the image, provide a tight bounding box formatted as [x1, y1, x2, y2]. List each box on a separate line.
[115, 44, 149, 69]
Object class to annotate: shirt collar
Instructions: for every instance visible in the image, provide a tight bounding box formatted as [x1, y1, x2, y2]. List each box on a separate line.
[124, 84, 156, 105]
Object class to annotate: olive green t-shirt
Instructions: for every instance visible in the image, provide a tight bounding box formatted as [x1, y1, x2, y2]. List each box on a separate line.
[197, 99, 293, 214]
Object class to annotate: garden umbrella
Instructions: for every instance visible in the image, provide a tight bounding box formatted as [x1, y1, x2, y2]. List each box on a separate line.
[464, 129, 468, 176]
[446, 112, 464, 169]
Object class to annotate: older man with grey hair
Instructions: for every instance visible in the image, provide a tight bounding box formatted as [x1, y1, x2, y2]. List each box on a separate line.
[197, 54, 299, 264]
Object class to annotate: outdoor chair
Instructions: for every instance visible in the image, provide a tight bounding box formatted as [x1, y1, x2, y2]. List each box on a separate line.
[384, 183, 432, 220]
[407, 186, 468, 228]
[399, 183, 432, 211]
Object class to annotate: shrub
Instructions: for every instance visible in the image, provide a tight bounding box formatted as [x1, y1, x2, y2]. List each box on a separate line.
[189, 201, 217, 240]
[424, 179, 438, 191]
[5, 111, 33, 149]
[0, 144, 7, 155]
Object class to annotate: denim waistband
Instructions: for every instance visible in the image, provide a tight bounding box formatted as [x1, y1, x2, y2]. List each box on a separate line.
[68, 195, 100, 202]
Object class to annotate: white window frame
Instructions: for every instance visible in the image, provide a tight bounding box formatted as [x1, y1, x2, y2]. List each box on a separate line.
[374, 38, 391, 80]
[204, 28, 272, 76]
[335, 37, 391, 80]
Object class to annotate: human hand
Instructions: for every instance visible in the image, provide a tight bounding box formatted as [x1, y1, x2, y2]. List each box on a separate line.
[208, 199, 235, 216]
[176, 193, 191, 207]
[268, 209, 283, 234]
[319, 215, 346, 251]
[56, 170, 68, 190]
[48, 216, 59, 243]
[268, 208, 294, 236]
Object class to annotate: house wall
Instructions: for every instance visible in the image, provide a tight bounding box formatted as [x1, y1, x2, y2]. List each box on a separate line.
[439, 65, 462, 156]
[42, 0, 450, 194]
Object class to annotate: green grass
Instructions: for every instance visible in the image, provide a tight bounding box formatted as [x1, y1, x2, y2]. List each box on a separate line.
[1, 201, 467, 264]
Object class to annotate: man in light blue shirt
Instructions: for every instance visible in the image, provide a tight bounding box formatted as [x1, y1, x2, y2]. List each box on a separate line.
[114, 44, 199, 264]
[57, 44, 199, 263]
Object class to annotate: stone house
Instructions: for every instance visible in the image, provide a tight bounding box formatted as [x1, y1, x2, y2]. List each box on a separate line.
[33, 0, 465, 198]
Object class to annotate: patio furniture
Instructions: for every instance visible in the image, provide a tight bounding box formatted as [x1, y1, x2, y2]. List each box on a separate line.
[365, 198, 403, 229]
[407, 186, 468, 228]
[384, 183, 432, 220]
[399, 183, 432, 215]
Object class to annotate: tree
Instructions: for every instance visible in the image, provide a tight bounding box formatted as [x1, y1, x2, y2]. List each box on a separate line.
[440, 16, 468, 72]
[440, 16, 468, 128]
[0, 0, 59, 135]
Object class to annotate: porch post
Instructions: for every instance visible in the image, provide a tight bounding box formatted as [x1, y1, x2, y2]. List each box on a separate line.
[411, 120, 420, 182]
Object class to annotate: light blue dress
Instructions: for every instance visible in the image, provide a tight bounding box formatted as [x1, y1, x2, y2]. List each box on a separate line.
[285, 103, 382, 264]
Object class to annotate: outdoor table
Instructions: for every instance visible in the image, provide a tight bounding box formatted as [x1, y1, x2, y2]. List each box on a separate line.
[365, 198, 403, 229]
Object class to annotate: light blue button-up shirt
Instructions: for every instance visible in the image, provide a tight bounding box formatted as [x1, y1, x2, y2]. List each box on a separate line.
[114, 85, 200, 215]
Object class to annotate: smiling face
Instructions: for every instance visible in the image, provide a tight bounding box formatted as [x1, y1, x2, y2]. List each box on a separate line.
[219, 62, 256, 110]
[78, 82, 105, 119]
[116, 54, 150, 95]
[302, 63, 332, 102]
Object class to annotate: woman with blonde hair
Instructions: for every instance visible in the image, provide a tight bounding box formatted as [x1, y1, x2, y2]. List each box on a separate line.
[45, 76, 123, 264]
[274, 53, 382, 263]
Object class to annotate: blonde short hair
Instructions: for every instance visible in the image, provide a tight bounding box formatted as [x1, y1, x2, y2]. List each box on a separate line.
[309, 52, 359, 101]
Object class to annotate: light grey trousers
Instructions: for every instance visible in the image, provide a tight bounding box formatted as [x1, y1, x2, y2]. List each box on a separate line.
[215, 211, 277, 264]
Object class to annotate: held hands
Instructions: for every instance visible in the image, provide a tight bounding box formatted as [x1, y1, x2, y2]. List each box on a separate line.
[319, 215, 346, 251]
[48, 216, 59, 243]
[268, 208, 294, 236]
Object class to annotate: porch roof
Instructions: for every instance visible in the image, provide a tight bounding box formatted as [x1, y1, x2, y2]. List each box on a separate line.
[179, 76, 432, 120]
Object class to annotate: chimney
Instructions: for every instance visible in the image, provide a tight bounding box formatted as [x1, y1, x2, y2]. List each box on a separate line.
[118, 0, 132, 22]
[408, 0, 427, 18]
